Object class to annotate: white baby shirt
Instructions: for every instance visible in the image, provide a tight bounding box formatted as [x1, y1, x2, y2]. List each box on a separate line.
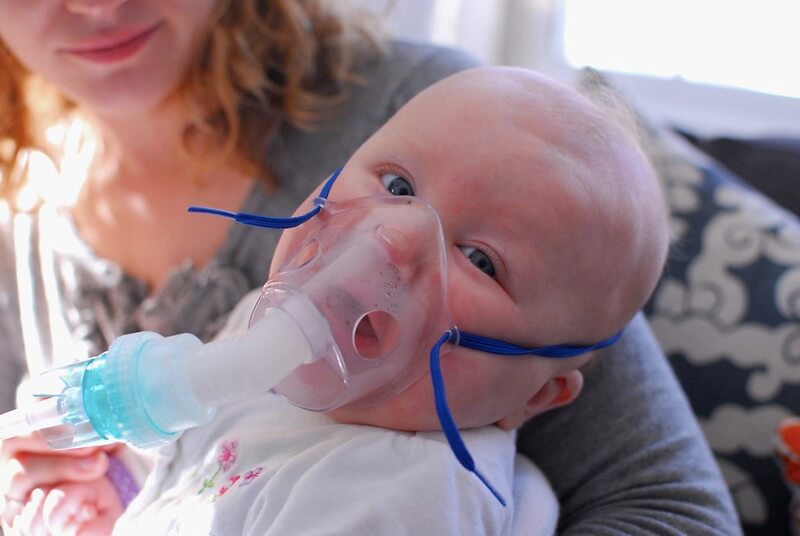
[112, 392, 531, 535]
[111, 290, 557, 535]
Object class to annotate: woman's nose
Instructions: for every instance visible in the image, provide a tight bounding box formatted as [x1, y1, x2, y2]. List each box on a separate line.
[64, 0, 127, 16]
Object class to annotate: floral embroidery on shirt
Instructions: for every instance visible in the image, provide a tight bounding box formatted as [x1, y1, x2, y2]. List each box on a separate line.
[212, 467, 265, 501]
[218, 439, 239, 471]
[196, 439, 266, 502]
[240, 466, 263, 487]
[197, 439, 240, 495]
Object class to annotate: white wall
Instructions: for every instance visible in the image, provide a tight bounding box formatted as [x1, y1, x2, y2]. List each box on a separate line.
[601, 73, 800, 139]
[378, 0, 800, 138]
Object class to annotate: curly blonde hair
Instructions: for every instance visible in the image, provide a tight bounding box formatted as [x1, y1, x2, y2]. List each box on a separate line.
[0, 0, 383, 203]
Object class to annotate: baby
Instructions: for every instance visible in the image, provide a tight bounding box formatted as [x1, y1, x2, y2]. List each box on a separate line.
[22, 66, 670, 535]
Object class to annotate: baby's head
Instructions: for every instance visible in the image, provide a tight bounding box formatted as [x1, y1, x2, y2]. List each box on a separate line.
[271, 66, 669, 432]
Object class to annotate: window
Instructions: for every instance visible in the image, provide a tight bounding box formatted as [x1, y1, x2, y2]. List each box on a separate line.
[379, 0, 800, 136]
[563, 0, 800, 99]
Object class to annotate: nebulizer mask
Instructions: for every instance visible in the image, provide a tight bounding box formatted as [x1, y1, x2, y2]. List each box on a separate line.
[259, 196, 452, 412]
[0, 167, 620, 505]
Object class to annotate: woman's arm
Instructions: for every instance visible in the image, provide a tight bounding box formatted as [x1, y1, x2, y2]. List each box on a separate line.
[0, 315, 24, 413]
[517, 313, 741, 535]
[0, 212, 25, 413]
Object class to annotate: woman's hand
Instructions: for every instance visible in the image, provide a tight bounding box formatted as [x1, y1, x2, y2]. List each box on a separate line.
[0, 433, 122, 535]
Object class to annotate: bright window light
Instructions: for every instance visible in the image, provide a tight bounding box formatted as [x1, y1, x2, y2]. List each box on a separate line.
[563, 0, 800, 98]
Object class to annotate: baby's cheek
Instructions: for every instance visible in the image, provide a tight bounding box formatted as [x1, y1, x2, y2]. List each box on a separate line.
[441, 359, 505, 422]
[450, 355, 546, 428]
[447, 284, 483, 327]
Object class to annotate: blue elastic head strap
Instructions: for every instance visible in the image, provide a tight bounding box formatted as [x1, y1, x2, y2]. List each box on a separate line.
[188, 166, 623, 507]
[188, 167, 340, 229]
[428, 329, 621, 507]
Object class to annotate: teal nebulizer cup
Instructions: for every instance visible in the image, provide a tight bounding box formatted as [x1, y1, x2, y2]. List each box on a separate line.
[0, 295, 324, 449]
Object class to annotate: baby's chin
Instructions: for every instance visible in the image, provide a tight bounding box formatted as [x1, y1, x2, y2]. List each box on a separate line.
[324, 403, 443, 432]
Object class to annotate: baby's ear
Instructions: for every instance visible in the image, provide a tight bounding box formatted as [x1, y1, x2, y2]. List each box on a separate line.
[496, 370, 584, 430]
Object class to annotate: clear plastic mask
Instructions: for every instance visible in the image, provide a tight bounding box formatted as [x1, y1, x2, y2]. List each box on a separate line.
[250, 195, 454, 411]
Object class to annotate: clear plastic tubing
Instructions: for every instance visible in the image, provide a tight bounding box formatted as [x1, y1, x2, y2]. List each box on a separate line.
[0, 292, 322, 450]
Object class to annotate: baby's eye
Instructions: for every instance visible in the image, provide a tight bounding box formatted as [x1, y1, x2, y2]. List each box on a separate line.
[459, 246, 497, 278]
[381, 173, 415, 196]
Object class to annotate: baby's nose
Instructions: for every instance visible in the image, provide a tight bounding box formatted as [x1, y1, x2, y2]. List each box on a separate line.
[364, 202, 449, 292]
[374, 224, 416, 267]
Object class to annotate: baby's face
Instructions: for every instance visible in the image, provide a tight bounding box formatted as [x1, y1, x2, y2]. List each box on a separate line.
[271, 67, 665, 431]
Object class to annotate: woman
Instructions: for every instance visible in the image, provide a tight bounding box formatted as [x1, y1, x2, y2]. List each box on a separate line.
[0, 0, 738, 534]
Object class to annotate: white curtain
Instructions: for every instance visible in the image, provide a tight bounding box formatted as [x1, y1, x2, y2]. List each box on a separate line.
[369, 0, 567, 73]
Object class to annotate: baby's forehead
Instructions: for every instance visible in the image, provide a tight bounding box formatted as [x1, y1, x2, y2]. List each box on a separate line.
[379, 66, 637, 234]
[412, 72, 611, 172]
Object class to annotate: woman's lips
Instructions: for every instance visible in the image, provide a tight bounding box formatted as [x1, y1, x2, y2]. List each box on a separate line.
[60, 23, 163, 64]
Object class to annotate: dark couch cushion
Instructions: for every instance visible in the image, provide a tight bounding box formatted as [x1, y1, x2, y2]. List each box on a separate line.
[576, 68, 800, 535]
[644, 129, 800, 536]
[678, 131, 800, 218]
